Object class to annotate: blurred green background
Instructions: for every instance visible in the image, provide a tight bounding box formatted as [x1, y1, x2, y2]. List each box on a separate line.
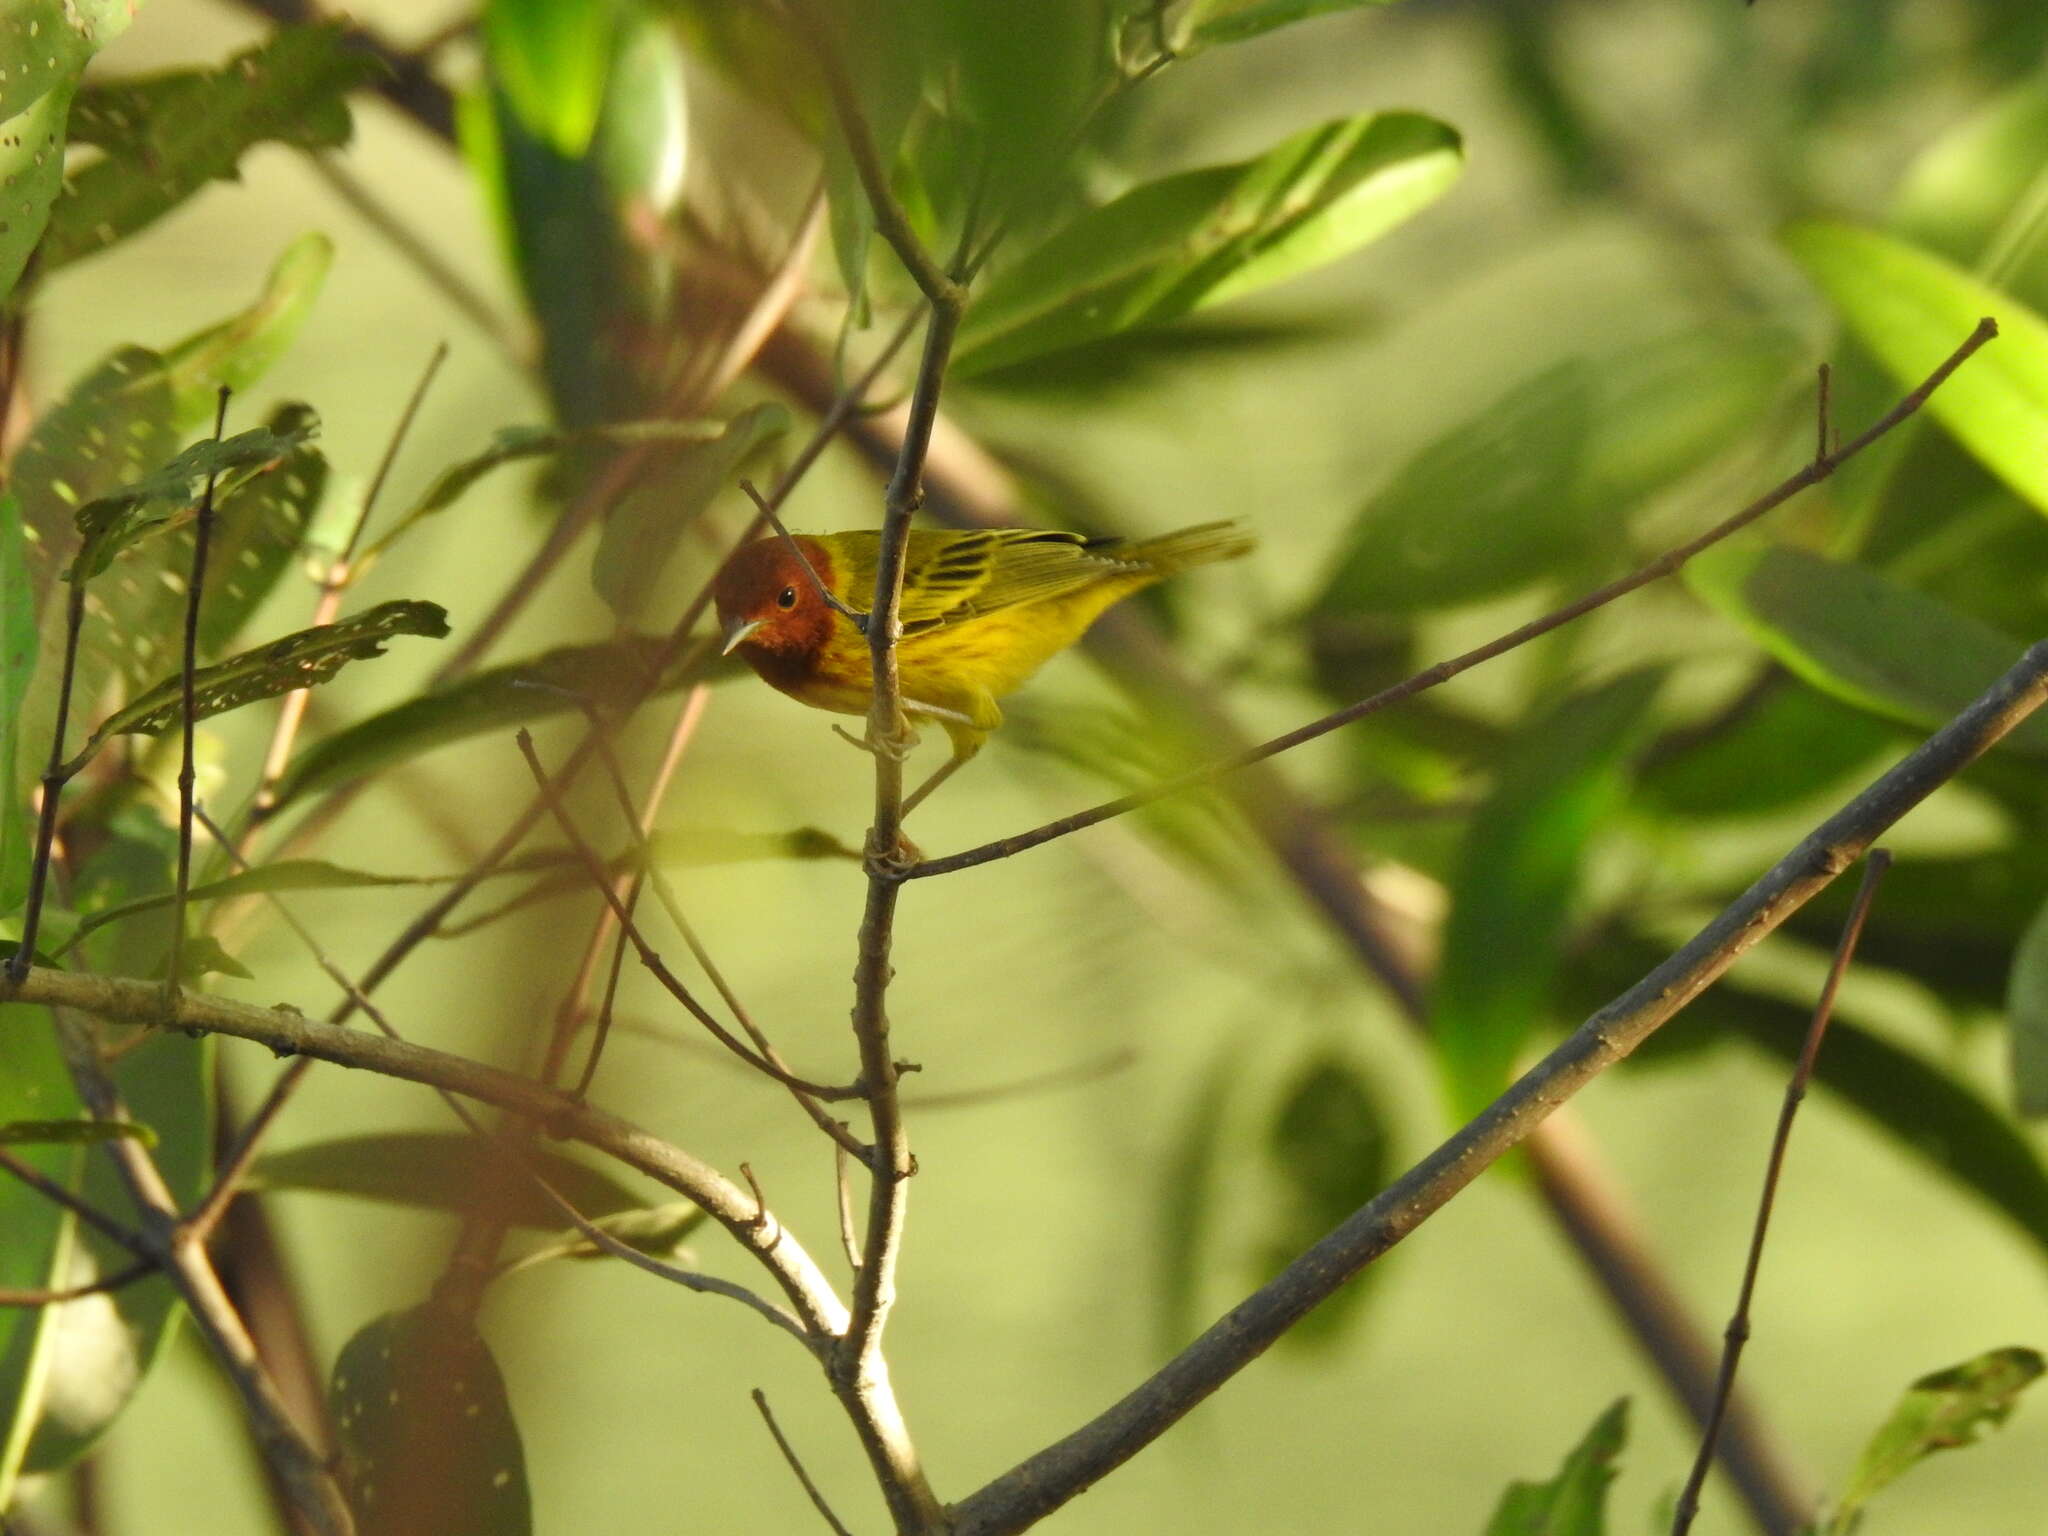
[8, 0, 2048, 1532]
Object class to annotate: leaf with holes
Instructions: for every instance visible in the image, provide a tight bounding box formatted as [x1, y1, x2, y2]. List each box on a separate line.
[68, 600, 450, 771]
[330, 1306, 531, 1536]
[0, 2, 131, 123]
[67, 420, 317, 583]
[0, 80, 75, 307]
[1482, 1398, 1627, 1536]
[43, 29, 375, 272]
[252, 1132, 645, 1227]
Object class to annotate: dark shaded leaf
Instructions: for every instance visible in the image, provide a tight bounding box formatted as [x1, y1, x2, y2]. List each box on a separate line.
[0, 492, 34, 916]
[170, 935, 251, 983]
[956, 113, 1462, 377]
[0, 1119, 153, 1148]
[71, 599, 450, 770]
[1434, 673, 1662, 1117]
[1686, 542, 2048, 757]
[330, 1305, 531, 1536]
[44, 30, 375, 271]
[265, 634, 718, 814]
[1824, 1348, 2044, 1532]
[1482, 1398, 1627, 1536]
[252, 1132, 644, 1228]
[2007, 894, 2048, 1117]
[1639, 673, 1898, 820]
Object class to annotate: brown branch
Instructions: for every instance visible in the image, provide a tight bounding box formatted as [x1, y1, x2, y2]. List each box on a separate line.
[0, 1259, 153, 1307]
[0, 1147, 151, 1259]
[946, 640, 2048, 1536]
[905, 318, 2000, 881]
[1671, 851, 1891, 1536]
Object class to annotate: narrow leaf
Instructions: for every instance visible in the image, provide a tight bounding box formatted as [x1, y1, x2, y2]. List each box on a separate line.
[957, 113, 1462, 377]
[252, 1132, 644, 1228]
[1783, 220, 2048, 514]
[330, 1306, 532, 1536]
[0, 1120, 154, 1148]
[498, 1203, 707, 1278]
[2007, 894, 2048, 1116]
[1482, 1398, 1628, 1536]
[71, 599, 450, 769]
[1156, 1040, 1245, 1356]
[1185, 0, 1398, 50]
[483, 0, 619, 158]
[160, 234, 335, 427]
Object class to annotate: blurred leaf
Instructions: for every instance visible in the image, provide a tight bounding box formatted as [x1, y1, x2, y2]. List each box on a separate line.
[265, 634, 715, 814]
[361, 418, 725, 568]
[0, 492, 33, 916]
[963, 310, 1350, 398]
[498, 1202, 707, 1278]
[956, 113, 1462, 377]
[592, 403, 789, 623]
[159, 234, 335, 428]
[2007, 895, 2048, 1117]
[484, 0, 620, 158]
[1182, 0, 1395, 49]
[0, 1119, 153, 1147]
[1434, 672, 1662, 1117]
[0, 1, 131, 123]
[46, 30, 371, 272]
[1824, 1348, 2045, 1532]
[171, 935, 251, 983]
[1157, 1039, 1245, 1357]
[1257, 1055, 1392, 1349]
[0, 1006, 80, 1505]
[1639, 674, 1897, 820]
[1783, 221, 2048, 515]
[593, 8, 688, 214]
[1316, 326, 1800, 615]
[1686, 542, 2048, 758]
[252, 1132, 644, 1228]
[67, 420, 317, 582]
[1891, 68, 2048, 306]
[0, 81, 75, 305]
[71, 599, 450, 769]
[1482, 1398, 1627, 1536]
[330, 1305, 531, 1536]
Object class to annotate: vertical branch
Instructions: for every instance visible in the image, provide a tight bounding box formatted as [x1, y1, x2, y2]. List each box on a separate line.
[5, 581, 86, 985]
[167, 388, 231, 991]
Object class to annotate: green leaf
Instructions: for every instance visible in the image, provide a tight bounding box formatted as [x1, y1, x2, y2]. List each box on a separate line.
[1826, 1348, 2045, 1532]
[0, 1119, 154, 1148]
[330, 1305, 532, 1536]
[1482, 1398, 1628, 1536]
[252, 1132, 645, 1228]
[956, 113, 1463, 377]
[1156, 1039, 1245, 1357]
[264, 633, 716, 815]
[1783, 221, 2048, 514]
[1639, 674, 1898, 821]
[592, 403, 790, 623]
[0, 81, 75, 306]
[67, 420, 317, 582]
[1256, 1056, 1393, 1349]
[70, 599, 450, 770]
[484, 0, 620, 158]
[360, 418, 726, 568]
[43, 28, 375, 272]
[0, 2, 129, 121]
[0, 1006, 82, 1506]
[1685, 542, 2048, 758]
[0, 492, 34, 916]
[159, 234, 335, 427]
[1891, 68, 2048, 297]
[1433, 673, 1662, 1118]
[498, 1202, 707, 1278]
[2007, 894, 2048, 1117]
[1184, 0, 1397, 50]
[592, 7, 687, 213]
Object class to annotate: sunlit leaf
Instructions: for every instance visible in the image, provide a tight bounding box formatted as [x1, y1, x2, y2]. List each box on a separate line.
[956, 113, 1463, 377]
[2007, 895, 2048, 1117]
[1182, 0, 1397, 51]
[330, 1306, 532, 1536]
[0, 492, 34, 916]
[592, 403, 790, 623]
[252, 1132, 644, 1228]
[1823, 1348, 2045, 1532]
[1481, 1398, 1627, 1536]
[0, 81, 74, 306]
[484, 0, 620, 159]
[1891, 69, 2048, 301]
[0, 1, 131, 123]
[0, 1119, 154, 1148]
[159, 234, 335, 428]
[43, 30, 374, 272]
[71, 599, 450, 769]
[1783, 221, 2048, 515]
[264, 634, 717, 814]
[1434, 672, 1662, 1118]
[1686, 542, 2048, 758]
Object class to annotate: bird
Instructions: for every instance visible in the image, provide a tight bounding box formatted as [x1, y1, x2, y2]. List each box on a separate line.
[712, 520, 1254, 811]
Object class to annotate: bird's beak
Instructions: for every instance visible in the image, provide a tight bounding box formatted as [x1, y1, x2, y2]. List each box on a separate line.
[721, 617, 764, 656]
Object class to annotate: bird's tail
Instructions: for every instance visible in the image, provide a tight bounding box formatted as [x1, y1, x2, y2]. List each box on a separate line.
[1121, 520, 1256, 576]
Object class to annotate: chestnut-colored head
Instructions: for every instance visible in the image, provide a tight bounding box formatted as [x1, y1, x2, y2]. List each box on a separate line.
[712, 537, 837, 681]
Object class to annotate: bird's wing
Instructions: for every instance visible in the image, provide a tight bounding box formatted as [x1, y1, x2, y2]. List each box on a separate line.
[898, 529, 1136, 629]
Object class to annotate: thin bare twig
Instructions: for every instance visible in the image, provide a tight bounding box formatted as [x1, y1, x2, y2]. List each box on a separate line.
[906, 318, 2000, 881]
[1671, 850, 1892, 1536]
[946, 644, 2048, 1536]
[0, 1147, 152, 1259]
[0, 1259, 154, 1307]
[754, 1388, 858, 1536]
[4, 581, 86, 985]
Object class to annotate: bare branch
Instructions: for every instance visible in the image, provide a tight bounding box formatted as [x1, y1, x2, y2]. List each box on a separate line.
[754, 1388, 858, 1536]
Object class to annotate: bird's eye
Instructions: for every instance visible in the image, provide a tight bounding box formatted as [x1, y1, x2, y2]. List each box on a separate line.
[776, 586, 798, 609]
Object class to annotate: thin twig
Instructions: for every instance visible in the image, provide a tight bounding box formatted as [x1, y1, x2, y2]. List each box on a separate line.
[741, 477, 866, 627]
[0, 1147, 152, 1259]
[905, 318, 2000, 881]
[753, 1388, 858, 1536]
[835, 1138, 862, 1273]
[5, 582, 86, 986]
[944, 645, 2048, 1536]
[0, 1259, 154, 1307]
[1670, 850, 1892, 1536]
